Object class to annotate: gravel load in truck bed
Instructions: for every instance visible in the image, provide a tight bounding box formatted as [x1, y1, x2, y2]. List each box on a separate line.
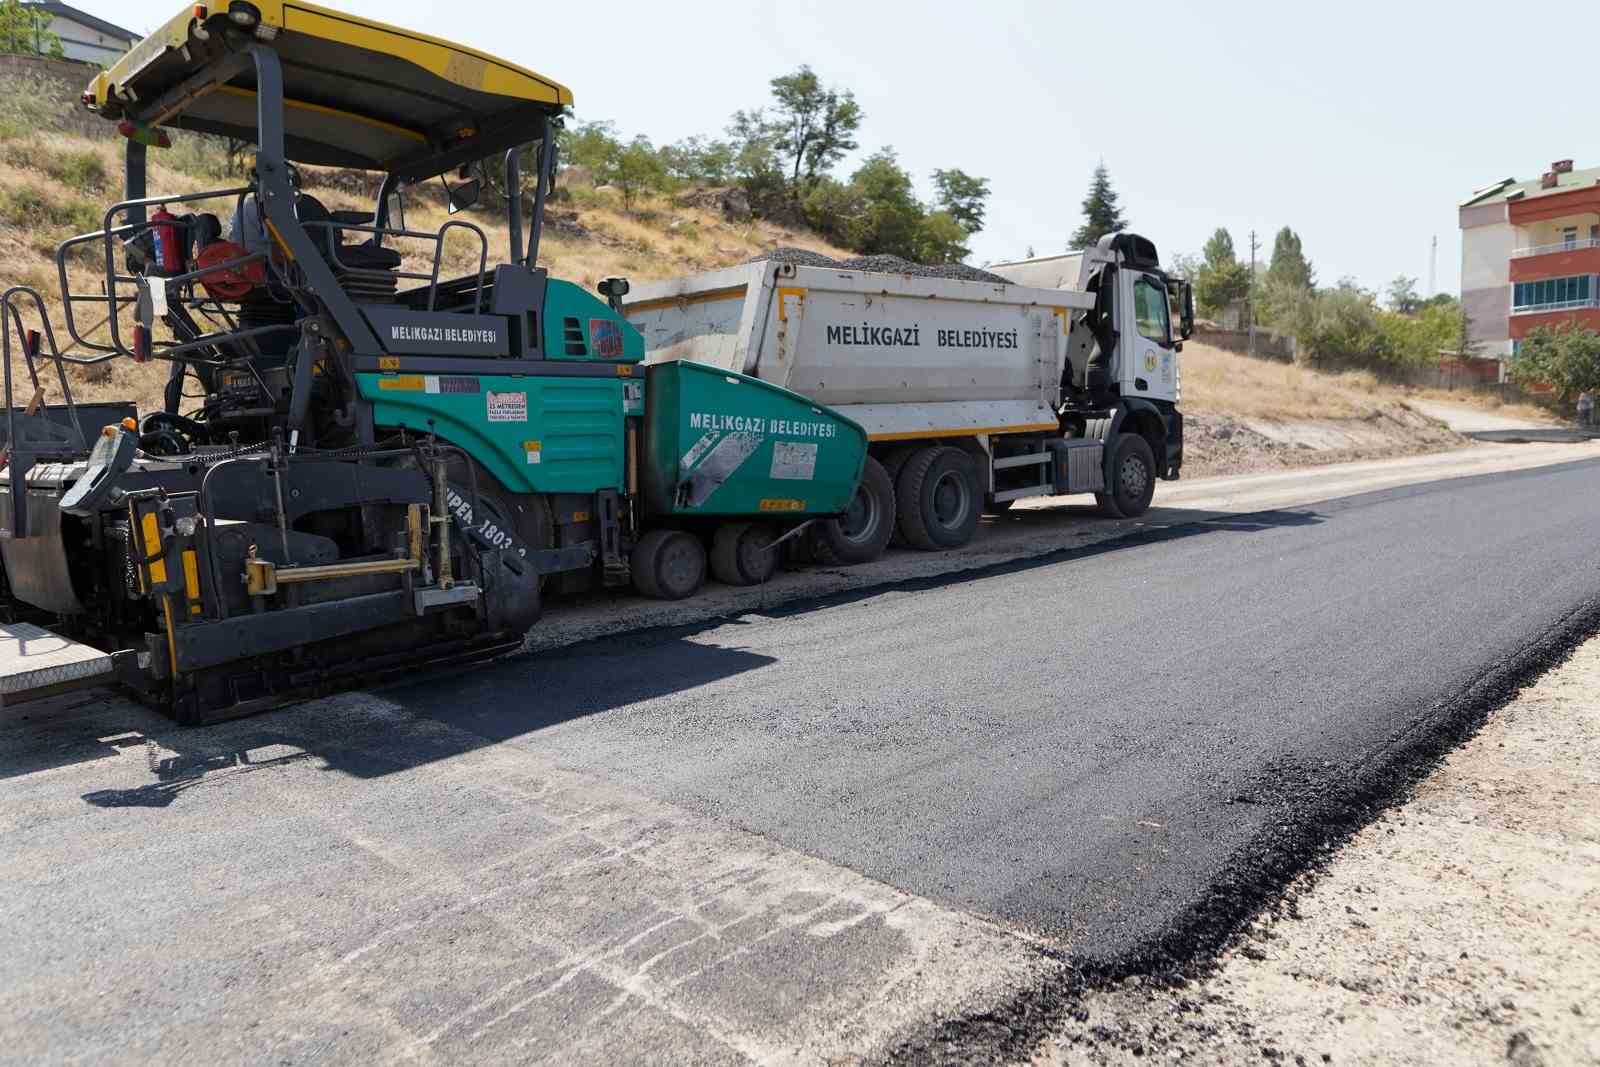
[751, 247, 1013, 285]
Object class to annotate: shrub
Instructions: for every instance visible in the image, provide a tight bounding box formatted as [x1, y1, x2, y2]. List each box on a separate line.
[162, 132, 235, 181]
[48, 147, 106, 193]
[1508, 323, 1600, 401]
[0, 180, 102, 235]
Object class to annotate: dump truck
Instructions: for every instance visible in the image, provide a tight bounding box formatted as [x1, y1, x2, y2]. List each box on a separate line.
[624, 234, 1195, 553]
[0, 0, 870, 723]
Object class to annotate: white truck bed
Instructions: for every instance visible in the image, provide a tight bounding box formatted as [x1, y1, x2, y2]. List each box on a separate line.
[625, 261, 1093, 442]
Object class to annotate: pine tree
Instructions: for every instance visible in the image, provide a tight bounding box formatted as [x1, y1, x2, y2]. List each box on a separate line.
[1069, 162, 1127, 249]
[1195, 227, 1251, 317]
[1265, 227, 1315, 290]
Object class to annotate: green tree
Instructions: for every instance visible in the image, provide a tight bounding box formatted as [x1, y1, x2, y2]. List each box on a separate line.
[842, 148, 923, 257]
[931, 168, 990, 235]
[660, 135, 735, 186]
[1507, 324, 1600, 400]
[1069, 162, 1126, 249]
[726, 107, 788, 214]
[799, 174, 864, 247]
[1194, 227, 1250, 317]
[913, 210, 971, 264]
[1386, 275, 1422, 314]
[595, 135, 668, 213]
[1265, 227, 1315, 290]
[0, 0, 63, 57]
[767, 66, 862, 190]
[561, 120, 623, 175]
[1293, 285, 1386, 369]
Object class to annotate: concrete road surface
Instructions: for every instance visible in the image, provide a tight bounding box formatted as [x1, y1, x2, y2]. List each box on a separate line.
[3, 454, 1598, 1063]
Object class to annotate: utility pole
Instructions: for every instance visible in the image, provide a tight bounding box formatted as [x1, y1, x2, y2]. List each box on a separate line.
[1428, 234, 1438, 297]
[1247, 229, 1259, 357]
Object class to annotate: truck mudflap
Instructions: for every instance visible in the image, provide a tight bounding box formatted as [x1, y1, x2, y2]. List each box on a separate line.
[640, 360, 866, 519]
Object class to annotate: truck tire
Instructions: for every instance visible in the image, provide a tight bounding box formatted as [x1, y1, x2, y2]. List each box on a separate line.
[631, 529, 706, 600]
[1097, 433, 1156, 518]
[881, 446, 917, 546]
[711, 522, 778, 585]
[897, 446, 980, 550]
[815, 455, 895, 565]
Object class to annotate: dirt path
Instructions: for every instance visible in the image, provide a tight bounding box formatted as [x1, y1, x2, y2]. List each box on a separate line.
[1034, 635, 1600, 1067]
[1403, 398, 1559, 435]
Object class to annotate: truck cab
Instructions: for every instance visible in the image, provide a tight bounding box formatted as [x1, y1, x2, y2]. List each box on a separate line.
[1067, 233, 1191, 410]
[990, 233, 1191, 511]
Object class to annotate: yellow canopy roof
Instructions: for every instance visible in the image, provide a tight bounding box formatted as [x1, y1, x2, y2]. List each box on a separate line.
[86, 0, 572, 177]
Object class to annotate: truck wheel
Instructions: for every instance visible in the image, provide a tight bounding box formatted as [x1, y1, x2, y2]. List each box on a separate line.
[631, 529, 706, 600]
[815, 455, 895, 565]
[897, 446, 980, 550]
[711, 522, 778, 585]
[1097, 434, 1156, 518]
[881, 446, 917, 546]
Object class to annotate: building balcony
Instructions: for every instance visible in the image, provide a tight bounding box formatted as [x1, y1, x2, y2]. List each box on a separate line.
[1508, 241, 1600, 282]
[1511, 237, 1600, 258]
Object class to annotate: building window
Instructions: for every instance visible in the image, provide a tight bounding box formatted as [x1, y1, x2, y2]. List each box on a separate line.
[1562, 226, 1578, 249]
[1512, 274, 1594, 311]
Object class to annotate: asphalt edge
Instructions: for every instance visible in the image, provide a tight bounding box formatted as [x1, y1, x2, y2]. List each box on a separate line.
[879, 595, 1600, 1067]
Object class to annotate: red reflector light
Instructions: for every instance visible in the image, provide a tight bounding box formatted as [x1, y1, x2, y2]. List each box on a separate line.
[132, 324, 151, 363]
[193, 3, 207, 18]
[116, 119, 171, 149]
[23, 330, 41, 360]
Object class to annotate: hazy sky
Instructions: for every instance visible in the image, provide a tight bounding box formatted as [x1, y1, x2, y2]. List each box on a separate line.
[93, 0, 1592, 294]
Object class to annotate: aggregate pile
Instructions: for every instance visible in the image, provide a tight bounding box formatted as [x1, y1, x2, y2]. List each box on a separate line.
[753, 247, 1014, 285]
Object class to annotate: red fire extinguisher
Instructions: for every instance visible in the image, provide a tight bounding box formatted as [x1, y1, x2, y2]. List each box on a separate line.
[150, 206, 182, 274]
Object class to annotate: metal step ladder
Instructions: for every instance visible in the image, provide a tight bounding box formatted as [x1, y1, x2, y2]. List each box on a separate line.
[0, 621, 114, 708]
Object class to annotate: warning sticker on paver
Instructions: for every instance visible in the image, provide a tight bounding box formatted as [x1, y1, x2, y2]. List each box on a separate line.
[770, 440, 817, 480]
[524, 441, 541, 464]
[487, 391, 527, 422]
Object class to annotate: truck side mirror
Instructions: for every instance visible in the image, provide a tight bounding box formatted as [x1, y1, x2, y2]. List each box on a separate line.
[1179, 280, 1195, 341]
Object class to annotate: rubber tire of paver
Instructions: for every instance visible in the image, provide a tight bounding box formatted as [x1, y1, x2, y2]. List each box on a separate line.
[711, 522, 778, 586]
[1097, 433, 1156, 519]
[814, 455, 896, 565]
[392, 453, 546, 630]
[896, 446, 981, 550]
[631, 529, 706, 600]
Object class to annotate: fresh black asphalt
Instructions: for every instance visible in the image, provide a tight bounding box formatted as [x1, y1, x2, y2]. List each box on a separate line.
[388, 457, 1600, 962]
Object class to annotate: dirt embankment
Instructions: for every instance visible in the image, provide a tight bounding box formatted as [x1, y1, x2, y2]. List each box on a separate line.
[1183, 406, 1466, 480]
